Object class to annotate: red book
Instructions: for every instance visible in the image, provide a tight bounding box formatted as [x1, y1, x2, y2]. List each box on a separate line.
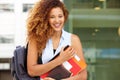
[64, 54, 87, 76]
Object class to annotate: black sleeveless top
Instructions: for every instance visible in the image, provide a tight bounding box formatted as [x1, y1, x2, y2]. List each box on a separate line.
[53, 49, 56, 54]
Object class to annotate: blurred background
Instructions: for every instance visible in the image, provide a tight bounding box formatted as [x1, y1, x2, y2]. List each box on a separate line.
[0, 0, 120, 80]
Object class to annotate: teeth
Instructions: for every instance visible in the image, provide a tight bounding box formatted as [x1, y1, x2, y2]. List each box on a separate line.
[54, 24, 60, 27]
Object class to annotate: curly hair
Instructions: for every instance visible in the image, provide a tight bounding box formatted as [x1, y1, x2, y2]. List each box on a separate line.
[26, 0, 69, 54]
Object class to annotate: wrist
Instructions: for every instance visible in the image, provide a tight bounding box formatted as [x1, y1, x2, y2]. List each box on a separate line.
[55, 57, 63, 65]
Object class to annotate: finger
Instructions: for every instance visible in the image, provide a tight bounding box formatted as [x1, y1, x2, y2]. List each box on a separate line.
[43, 77, 55, 80]
[47, 77, 55, 80]
[69, 48, 74, 54]
[61, 47, 64, 52]
[63, 45, 69, 51]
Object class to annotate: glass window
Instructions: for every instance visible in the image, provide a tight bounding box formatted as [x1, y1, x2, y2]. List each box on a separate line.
[73, 27, 120, 80]
[0, 4, 14, 12]
[23, 4, 34, 12]
[0, 35, 14, 44]
[107, 0, 120, 8]
[63, 0, 120, 80]
[64, 0, 120, 9]
[72, 0, 93, 9]
[64, 0, 103, 9]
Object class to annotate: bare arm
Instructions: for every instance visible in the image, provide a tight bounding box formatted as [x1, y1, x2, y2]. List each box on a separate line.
[27, 39, 75, 77]
[65, 34, 87, 80]
[27, 39, 61, 76]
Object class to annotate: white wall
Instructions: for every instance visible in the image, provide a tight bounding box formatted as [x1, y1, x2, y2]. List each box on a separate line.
[0, 0, 38, 58]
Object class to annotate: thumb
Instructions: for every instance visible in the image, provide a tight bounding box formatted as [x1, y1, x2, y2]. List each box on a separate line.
[61, 46, 65, 52]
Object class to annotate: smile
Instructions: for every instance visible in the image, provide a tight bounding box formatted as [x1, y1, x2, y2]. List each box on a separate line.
[54, 23, 61, 28]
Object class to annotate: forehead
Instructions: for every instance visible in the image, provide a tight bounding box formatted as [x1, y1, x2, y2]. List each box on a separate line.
[49, 7, 63, 15]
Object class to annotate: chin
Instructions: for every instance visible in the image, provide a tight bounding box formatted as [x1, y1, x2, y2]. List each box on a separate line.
[54, 28, 62, 32]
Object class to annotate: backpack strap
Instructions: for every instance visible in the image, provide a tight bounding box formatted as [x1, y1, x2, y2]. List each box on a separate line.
[11, 44, 40, 80]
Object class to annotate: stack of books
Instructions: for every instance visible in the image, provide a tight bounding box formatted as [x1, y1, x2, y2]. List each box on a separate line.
[41, 46, 87, 79]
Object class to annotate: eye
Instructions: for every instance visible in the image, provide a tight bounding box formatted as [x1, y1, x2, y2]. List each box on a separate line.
[59, 15, 63, 18]
[49, 16, 55, 19]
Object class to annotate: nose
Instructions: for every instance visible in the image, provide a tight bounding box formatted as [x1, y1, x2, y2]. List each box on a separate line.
[55, 17, 59, 23]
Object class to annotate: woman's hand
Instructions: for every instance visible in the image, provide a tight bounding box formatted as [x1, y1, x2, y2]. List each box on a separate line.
[62, 69, 87, 80]
[42, 77, 55, 80]
[77, 69, 87, 80]
[59, 46, 76, 63]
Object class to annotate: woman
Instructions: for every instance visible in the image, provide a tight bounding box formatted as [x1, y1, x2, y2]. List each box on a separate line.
[27, 0, 87, 80]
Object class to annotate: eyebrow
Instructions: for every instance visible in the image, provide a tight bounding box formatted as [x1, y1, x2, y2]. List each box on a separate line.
[50, 13, 64, 16]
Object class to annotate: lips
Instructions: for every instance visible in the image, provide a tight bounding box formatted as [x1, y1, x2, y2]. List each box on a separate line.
[54, 23, 61, 28]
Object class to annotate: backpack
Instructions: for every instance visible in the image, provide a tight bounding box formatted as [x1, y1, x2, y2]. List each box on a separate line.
[11, 45, 40, 80]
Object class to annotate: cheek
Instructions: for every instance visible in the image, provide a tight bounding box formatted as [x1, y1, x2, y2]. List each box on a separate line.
[48, 19, 53, 25]
[63, 19, 65, 22]
[62, 17, 65, 23]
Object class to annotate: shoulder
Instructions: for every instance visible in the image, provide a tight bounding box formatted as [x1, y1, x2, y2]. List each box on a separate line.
[71, 34, 81, 42]
[71, 33, 82, 47]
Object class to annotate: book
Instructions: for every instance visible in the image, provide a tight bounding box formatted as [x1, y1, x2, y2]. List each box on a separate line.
[63, 54, 87, 76]
[40, 45, 87, 79]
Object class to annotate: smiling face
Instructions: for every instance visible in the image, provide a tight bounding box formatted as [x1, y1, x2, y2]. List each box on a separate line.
[48, 7, 65, 32]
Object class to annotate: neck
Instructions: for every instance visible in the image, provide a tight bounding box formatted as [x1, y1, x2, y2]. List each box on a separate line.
[51, 31, 62, 49]
[52, 31, 62, 40]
